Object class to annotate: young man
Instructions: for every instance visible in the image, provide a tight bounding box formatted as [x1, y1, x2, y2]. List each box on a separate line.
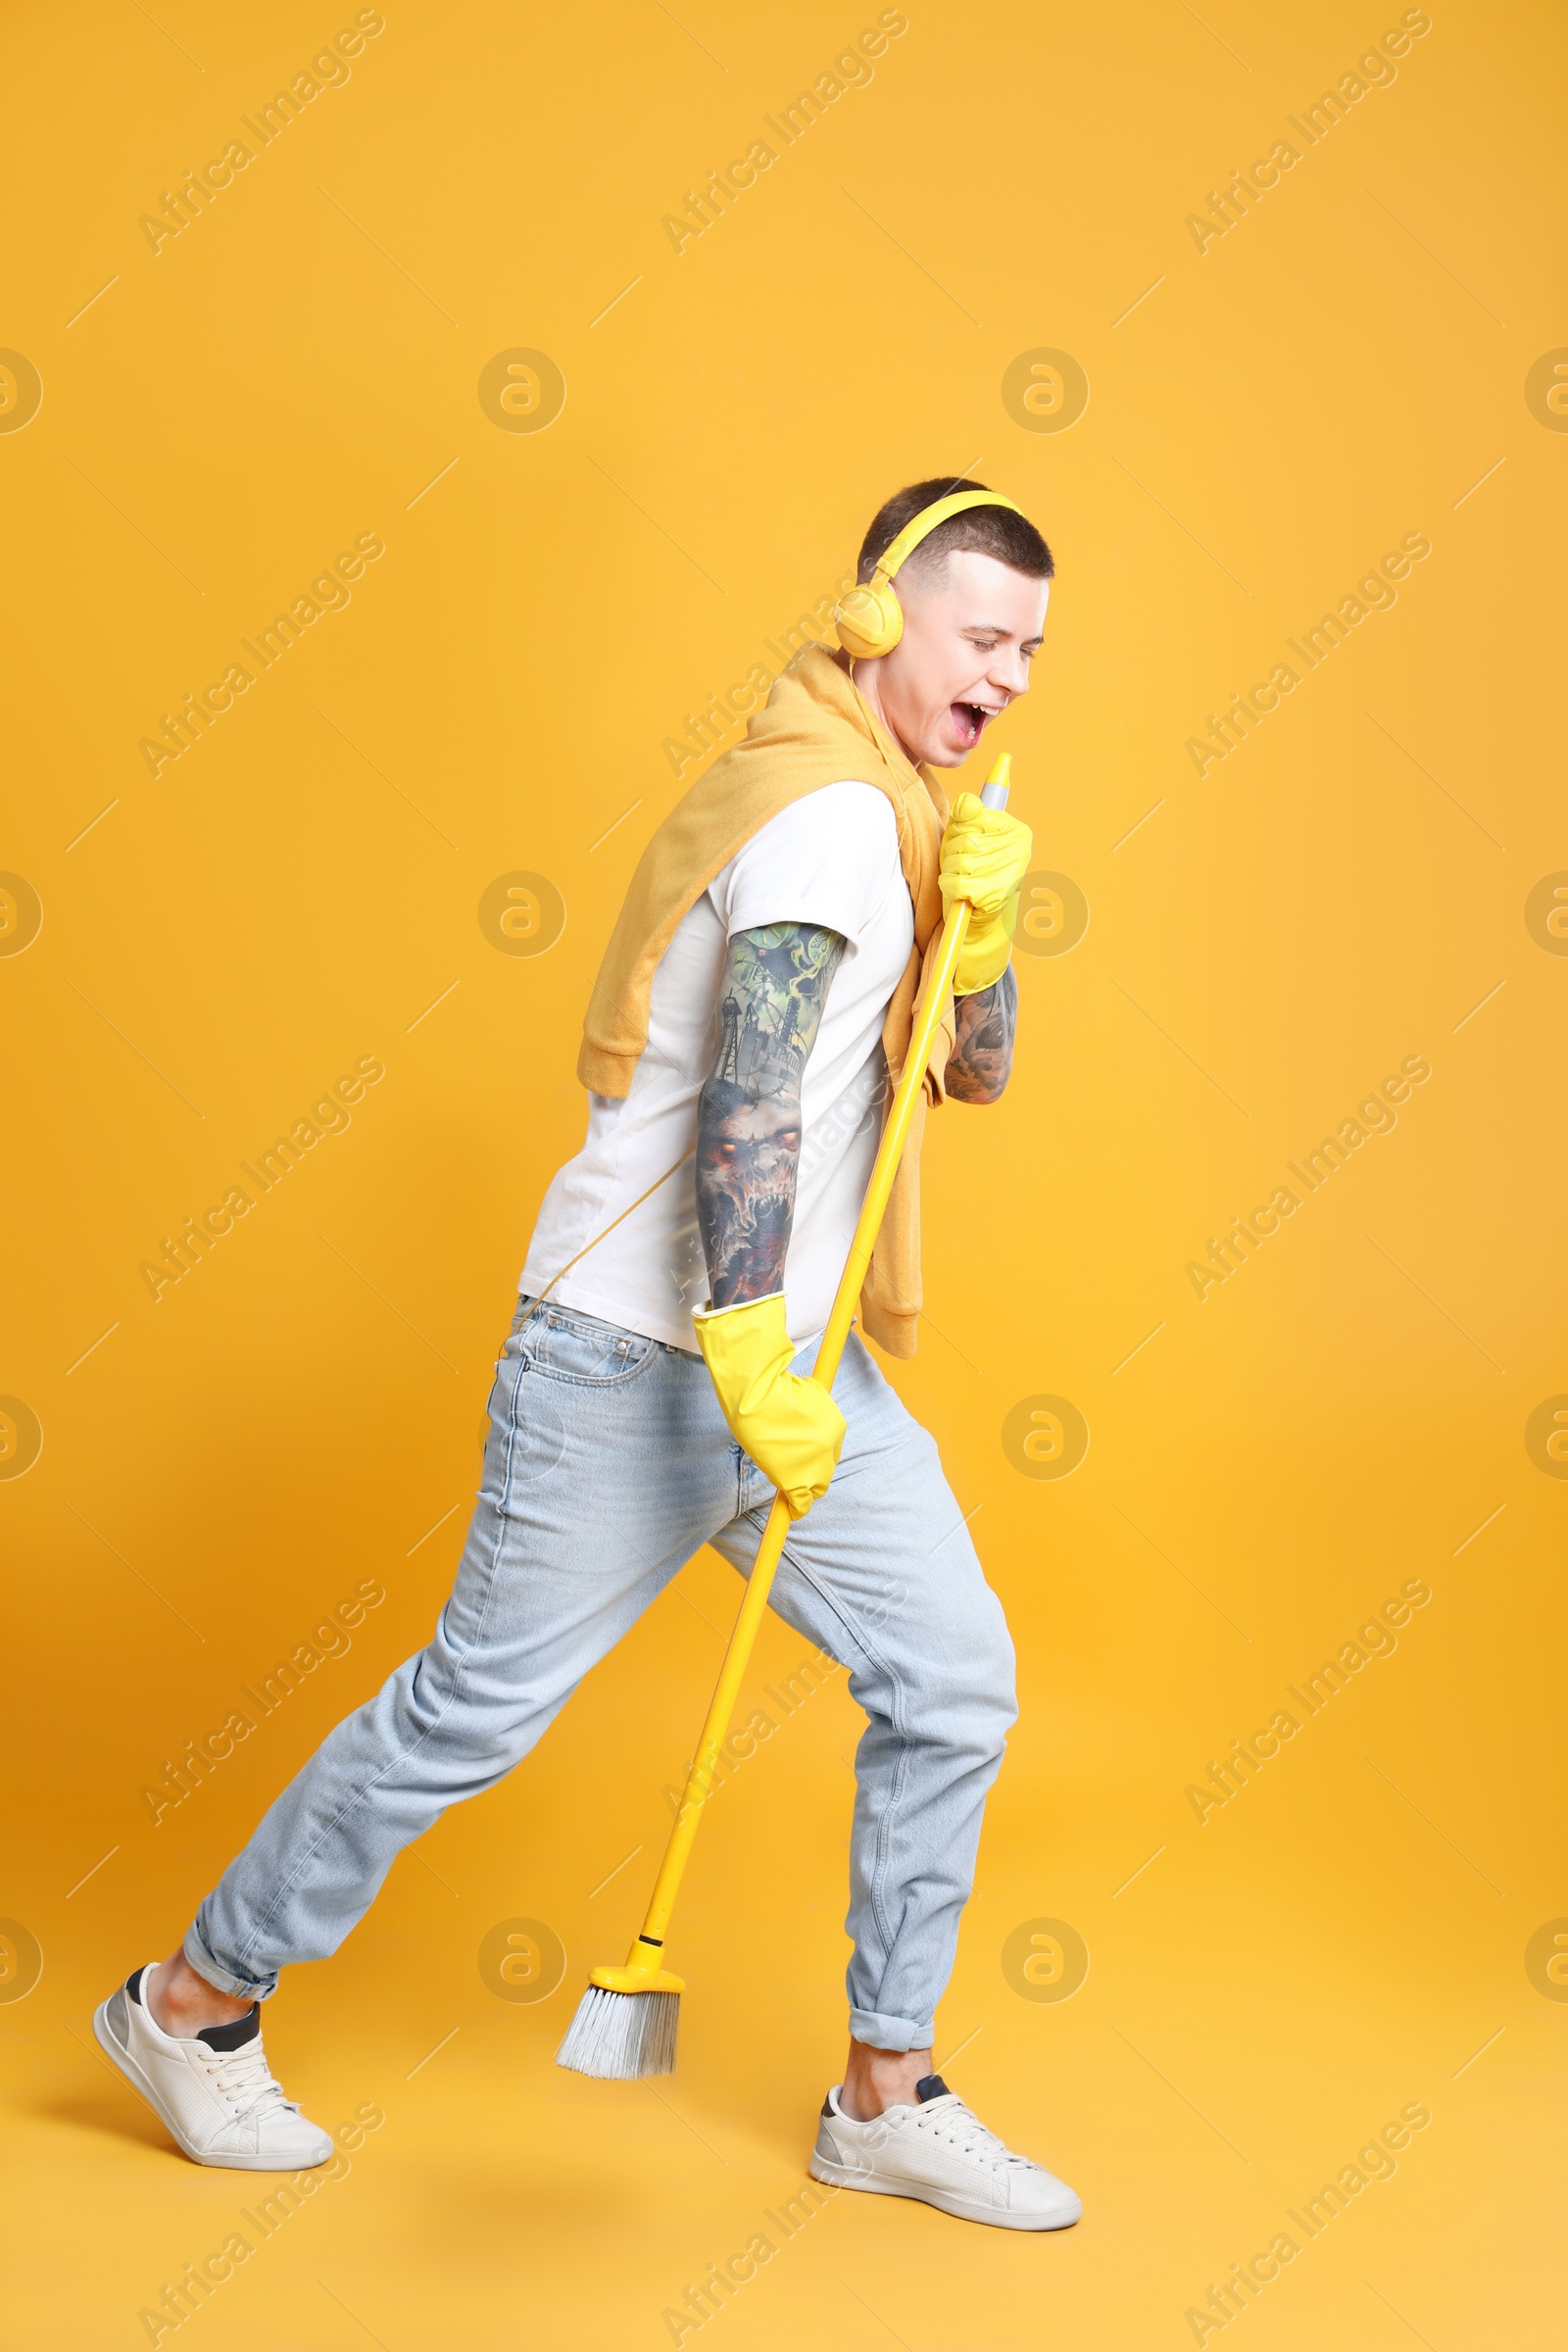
[94, 478, 1081, 2231]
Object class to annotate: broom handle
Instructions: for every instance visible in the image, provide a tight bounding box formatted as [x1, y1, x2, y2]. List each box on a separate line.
[633, 774, 1009, 1952]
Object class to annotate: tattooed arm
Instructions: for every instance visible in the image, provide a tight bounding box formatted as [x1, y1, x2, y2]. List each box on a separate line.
[944, 966, 1017, 1104]
[696, 921, 846, 1308]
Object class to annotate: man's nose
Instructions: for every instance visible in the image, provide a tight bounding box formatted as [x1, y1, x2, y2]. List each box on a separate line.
[990, 647, 1031, 698]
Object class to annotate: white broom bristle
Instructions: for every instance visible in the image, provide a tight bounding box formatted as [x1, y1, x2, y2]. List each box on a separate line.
[555, 1985, 679, 2080]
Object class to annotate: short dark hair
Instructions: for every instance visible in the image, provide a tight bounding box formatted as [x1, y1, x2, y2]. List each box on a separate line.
[858, 476, 1054, 586]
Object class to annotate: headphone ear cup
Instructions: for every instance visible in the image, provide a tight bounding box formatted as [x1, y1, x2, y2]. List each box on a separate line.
[834, 581, 904, 660]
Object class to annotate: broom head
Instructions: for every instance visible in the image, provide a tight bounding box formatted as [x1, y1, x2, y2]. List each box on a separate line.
[555, 1951, 685, 2081]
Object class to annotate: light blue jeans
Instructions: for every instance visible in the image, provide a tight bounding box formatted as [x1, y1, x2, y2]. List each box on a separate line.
[187, 1296, 1017, 2051]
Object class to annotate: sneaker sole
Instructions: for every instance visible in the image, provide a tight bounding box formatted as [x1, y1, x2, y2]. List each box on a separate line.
[91, 1995, 331, 2173]
[808, 2149, 1081, 2231]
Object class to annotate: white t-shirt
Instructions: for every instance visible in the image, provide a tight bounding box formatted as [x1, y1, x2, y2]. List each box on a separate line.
[520, 781, 913, 1352]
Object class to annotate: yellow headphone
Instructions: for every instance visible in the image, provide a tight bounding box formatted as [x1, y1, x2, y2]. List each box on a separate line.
[833, 488, 1025, 660]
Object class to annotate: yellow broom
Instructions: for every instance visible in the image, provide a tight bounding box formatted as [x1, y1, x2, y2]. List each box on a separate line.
[556, 754, 1014, 2080]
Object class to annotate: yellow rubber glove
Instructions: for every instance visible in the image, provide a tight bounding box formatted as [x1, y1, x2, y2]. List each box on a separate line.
[692, 1291, 846, 1519]
[939, 791, 1034, 996]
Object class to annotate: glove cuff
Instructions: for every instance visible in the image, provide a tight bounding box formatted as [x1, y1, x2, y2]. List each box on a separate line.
[692, 1289, 785, 1328]
[952, 891, 1018, 996]
[692, 1292, 794, 1396]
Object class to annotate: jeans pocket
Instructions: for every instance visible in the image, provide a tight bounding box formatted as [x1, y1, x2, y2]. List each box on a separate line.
[515, 1304, 659, 1387]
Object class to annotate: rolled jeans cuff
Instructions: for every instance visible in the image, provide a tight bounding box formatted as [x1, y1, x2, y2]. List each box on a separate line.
[184, 1916, 277, 2003]
[849, 2005, 935, 2054]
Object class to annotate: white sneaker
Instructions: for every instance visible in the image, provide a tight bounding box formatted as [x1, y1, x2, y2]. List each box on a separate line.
[92, 1963, 334, 2171]
[809, 2073, 1081, 2230]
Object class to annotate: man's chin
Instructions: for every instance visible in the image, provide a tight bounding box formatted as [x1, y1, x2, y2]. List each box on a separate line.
[887, 710, 985, 768]
[927, 719, 986, 767]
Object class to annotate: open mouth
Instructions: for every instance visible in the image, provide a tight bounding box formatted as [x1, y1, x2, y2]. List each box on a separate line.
[951, 701, 999, 749]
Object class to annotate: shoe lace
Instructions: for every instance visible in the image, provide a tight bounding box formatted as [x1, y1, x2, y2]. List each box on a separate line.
[202, 2034, 295, 2120]
[917, 2097, 1035, 2171]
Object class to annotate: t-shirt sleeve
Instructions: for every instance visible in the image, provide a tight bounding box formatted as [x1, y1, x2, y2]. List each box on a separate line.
[709, 781, 901, 949]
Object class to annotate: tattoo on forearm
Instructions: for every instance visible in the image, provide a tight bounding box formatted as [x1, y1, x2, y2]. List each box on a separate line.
[946, 965, 1017, 1104]
[697, 922, 846, 1307]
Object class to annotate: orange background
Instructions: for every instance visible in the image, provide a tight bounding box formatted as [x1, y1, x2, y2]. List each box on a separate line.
[2, 1, 1564, 2344]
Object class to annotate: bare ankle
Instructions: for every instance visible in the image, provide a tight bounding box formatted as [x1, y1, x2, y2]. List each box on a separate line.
[145, 1948, 255, 2036]
[839, 2037, 931, 2122]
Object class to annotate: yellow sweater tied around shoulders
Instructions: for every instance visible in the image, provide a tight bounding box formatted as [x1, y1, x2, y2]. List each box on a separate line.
[576, 643, 956, 1360]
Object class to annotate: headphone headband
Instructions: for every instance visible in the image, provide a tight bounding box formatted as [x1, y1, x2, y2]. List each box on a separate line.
[835, 485, 1028, 662]
[869, 489, 1025, 587]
